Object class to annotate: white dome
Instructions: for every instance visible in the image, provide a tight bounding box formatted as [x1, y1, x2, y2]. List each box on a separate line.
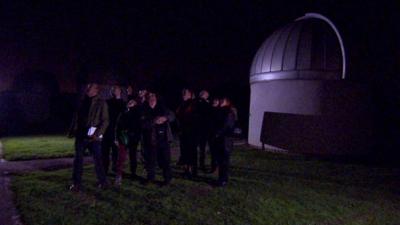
[250, 13, 346, 83]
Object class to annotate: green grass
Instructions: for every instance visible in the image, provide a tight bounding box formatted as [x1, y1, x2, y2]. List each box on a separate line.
[1, 135, 74, 161]
[11, 147, 400, 225]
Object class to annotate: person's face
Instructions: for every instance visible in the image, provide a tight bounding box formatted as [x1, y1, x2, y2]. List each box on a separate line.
[139, 90, 147, 98]
[200, 91, 209, 100]
[86, 84, 99, 97]
[212, 99, 219, 107]
[182, 90, 192, 101]
[127, 86, 133, 95]
[113, 86, 122, 97]
[220, 98, 230, 107]
[219, 98, 227, 107]
[147, 92, 157, 105]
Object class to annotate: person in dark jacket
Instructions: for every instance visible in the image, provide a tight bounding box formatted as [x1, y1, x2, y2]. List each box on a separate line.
[141, 91, 173, 185]
[114, 99, 143, 186]
[208, 97, 220, 173]
[68, 83, 109, 191]
[196, 90, 212, 171]
[214, 96, 236, 187]
[102, 85, 126, 174]
[176, 88, 198, 178]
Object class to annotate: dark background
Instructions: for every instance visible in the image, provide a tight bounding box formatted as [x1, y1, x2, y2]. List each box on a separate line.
[0, 1, 399, 158]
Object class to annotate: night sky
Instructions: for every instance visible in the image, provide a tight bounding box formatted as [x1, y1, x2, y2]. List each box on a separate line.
[0, 1, 399, 94]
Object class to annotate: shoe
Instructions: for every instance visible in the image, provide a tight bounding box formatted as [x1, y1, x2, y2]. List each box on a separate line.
[185, 172, 193, 180]
[141, 179, 154, 186]
[68, 184, 81, 192]
[160, 179, 171, 187]
[176, 159, 184, 166]
[182, 169, 190, 179]
[97, 182, 110, 190]
[209, 167, 219, 175]
[215, 181, 228, 187]
[114, 176, 122, 187]
[208, 166, 217, 174]
[130, 174, 140, 181]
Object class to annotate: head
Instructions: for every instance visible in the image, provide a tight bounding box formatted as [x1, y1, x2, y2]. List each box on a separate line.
[212, 98, 220, 107]
[126, 85, 134, 95]
[139, 89, 148, 98]
[199, 90, 209, 100]
[147, 91, 157, 106]
[219, 97, 231, 107]
[111, 85, 122, 98]
[182, 88, 193, 101]
[85, 83, 100, 98]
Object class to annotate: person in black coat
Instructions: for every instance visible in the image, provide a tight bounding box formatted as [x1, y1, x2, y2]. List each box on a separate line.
[102, 85, 126, 174]
[176, 88, 198, 178]
[196, 90, 212, 171]
[114, 99, 143, 186]
[141, 91, 173, 185]
[208, 97, 220, 173]
[214, 97, 236, 187]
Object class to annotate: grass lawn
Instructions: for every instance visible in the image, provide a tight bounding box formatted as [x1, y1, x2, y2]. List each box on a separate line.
[1, 135, 74, 161]
[11, 147, 400, 225]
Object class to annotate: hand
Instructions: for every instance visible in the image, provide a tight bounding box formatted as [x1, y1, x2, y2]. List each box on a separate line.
[88, 135, 100, 141]
[155, 116, 167, 124]
[127, 100, 137, 108]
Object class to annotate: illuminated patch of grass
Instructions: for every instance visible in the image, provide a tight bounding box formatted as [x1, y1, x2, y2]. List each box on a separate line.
[2, 135, 74, 160]
[12, 148, 400, 225]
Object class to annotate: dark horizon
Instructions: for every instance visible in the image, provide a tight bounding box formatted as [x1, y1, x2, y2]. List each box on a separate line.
[0, 1, 398, 93]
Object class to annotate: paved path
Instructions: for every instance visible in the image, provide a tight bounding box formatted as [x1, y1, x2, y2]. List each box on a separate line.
[0, 157, 92, 225]
[0, 176, 22, 225]
[0, 157, 92, 175]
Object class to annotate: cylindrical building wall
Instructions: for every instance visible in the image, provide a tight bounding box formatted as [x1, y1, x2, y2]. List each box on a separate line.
[248, 80, 324, 147]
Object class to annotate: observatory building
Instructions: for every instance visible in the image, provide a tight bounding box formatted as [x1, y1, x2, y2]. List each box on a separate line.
[248, 13, 372, 155]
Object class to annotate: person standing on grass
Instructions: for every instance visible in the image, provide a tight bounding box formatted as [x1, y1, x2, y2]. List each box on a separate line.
[68, 83, 109, 191]
[176, 88, 199, 178]
[208, 97, 220, 174]
[141, 90, 173, 186]
[102, 85, 126, 174]
[214, 96, 236, 187]
[196, 90, 212, 172]
[114, 98, 143, 186]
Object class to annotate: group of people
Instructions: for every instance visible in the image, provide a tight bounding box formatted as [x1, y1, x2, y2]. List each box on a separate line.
[68, 82, 237, 191]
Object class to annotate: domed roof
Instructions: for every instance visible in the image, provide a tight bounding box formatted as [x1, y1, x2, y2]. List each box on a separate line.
[250, 13, 346, 83]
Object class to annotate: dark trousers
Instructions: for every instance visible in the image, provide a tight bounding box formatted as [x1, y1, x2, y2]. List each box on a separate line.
[127, 136, 140, 175]
[180, 132, 198, 169]
[209, 137, 218, 171]
[72, 138, 107, 185]
[102, 137, 118, 173]
[115, 135, 140, 177]
[197, 132, 208, 168]
[215, 137, 232, 183]
[143, 133, 172, 181]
